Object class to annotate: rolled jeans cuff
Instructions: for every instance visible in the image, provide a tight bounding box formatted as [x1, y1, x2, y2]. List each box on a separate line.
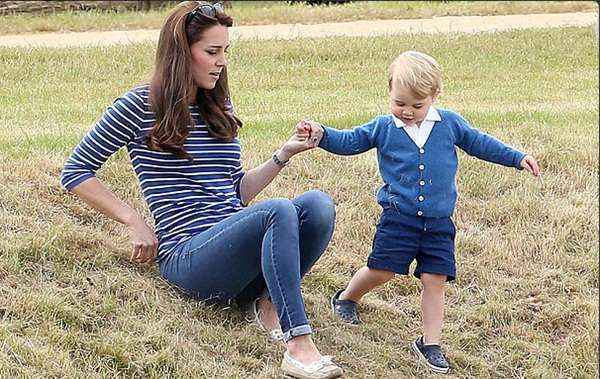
[283, 324, 312, 343]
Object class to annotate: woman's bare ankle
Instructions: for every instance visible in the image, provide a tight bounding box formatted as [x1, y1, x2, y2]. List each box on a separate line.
[286, 335, 321, 365]
[257, 297, 280, 331]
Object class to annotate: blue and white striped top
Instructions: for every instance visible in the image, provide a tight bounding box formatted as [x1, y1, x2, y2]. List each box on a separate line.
[61, 85, 245, 261]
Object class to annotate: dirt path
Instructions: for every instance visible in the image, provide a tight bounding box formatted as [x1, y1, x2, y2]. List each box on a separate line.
[0, 11, 596, 48]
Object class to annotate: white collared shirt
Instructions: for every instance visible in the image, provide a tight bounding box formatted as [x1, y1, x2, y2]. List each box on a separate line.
[392, 106, 442, 148]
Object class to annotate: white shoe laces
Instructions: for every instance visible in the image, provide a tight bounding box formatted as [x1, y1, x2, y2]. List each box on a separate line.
[250, 297, 284, 342]
[285, 352, 338, 374]
[269, 328, 284, 341]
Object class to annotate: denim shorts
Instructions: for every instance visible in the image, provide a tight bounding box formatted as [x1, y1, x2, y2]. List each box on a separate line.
[367, 206, 456, 281]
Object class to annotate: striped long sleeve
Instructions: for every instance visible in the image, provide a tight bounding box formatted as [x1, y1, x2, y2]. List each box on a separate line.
[61, 86, 245, 261]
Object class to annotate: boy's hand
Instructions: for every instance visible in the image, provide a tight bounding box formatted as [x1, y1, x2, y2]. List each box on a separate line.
[295, 120, 311, 141]
[297, 119, 324, 148]
[520, 155, 541, 177]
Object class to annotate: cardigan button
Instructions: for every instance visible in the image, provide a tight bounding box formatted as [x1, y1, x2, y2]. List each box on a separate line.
[419, 148, 425, 154]
[419, 180, 425, 186]
[418, 164, 425, 170]
[417, 210, 423, 216]
[418, 195, 424, 201]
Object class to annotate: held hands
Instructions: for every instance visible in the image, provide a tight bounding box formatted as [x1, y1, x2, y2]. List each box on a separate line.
[296, 119, 324, 148]
[279, 119, 324, 160]
[126, 215, 158, 264]
[520, 155, 541, 177]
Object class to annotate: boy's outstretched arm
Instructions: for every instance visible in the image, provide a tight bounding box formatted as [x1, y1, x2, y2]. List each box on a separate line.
[454, 115, 540, 177]
[301, 118, 379, 156]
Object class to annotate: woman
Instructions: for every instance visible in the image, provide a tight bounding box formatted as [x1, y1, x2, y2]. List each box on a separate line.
[60, 2, 341, 378]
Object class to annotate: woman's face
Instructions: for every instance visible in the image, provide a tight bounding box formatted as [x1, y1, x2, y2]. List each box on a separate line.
[190, 24, 230, 90]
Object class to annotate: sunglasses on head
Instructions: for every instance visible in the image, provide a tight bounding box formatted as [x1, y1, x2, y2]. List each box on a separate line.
[186, 1, 224, 25]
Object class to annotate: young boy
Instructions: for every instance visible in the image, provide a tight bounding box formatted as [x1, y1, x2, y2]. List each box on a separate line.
[298, 51, 540, 373]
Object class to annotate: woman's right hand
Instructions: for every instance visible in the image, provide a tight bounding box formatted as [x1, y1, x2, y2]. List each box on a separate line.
[126, 215, 158, 264]
[69, 178, 158, 264]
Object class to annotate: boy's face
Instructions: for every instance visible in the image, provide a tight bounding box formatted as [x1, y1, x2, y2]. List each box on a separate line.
[389, 84, 437, 126]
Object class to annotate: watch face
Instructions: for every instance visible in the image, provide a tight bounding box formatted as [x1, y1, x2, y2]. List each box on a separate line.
[273, 153, 287, 167]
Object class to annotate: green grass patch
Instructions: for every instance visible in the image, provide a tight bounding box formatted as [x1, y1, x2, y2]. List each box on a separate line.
[0, 1, 597, 35]
[0, 27, 598, 377]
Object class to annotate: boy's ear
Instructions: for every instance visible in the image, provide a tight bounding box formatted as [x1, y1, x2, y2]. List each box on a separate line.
[431, 89, 441, 102]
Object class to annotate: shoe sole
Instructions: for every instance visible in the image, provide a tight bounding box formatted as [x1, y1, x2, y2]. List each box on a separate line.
[282, 369, 343, 379]
[282, 359, 344, 379]
[411, 340, 450, 374]
[282, 374, 342, 379]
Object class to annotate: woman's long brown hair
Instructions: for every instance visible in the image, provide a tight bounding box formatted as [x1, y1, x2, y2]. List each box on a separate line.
[148, 1, 242, 159]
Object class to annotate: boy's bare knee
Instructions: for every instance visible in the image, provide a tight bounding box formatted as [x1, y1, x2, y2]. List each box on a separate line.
[421, 273, 446, 289]
[366, 267, 395, 281]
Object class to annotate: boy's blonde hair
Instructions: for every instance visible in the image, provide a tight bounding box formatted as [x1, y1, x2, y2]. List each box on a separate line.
[388, 51, 442, 99]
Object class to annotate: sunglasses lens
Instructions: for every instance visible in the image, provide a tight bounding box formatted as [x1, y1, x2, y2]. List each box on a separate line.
[199, 5, 215, 17]
[187, 2, 223, 25]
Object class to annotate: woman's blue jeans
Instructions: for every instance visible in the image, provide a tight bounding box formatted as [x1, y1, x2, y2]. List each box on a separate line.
[158, 190, 336, 342]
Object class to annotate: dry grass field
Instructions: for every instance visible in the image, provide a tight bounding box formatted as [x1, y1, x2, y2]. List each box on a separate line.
[0, 24, 598, 377]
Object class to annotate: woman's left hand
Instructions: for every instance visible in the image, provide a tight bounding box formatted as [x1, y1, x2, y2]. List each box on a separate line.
[279, 120, 322, 160]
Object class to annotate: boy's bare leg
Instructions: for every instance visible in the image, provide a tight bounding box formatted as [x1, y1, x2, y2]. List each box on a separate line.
[420, 273, 446, 344]
[339, 267, 395, 302]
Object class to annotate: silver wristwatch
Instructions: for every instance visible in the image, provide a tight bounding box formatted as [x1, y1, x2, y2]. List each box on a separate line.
[272, 152, 289, 168]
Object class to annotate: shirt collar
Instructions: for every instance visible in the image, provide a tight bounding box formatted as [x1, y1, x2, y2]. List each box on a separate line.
[392, 106, 441, 128]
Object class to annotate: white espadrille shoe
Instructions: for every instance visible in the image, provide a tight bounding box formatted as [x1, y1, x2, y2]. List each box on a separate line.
[281, 351, 343, 379]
